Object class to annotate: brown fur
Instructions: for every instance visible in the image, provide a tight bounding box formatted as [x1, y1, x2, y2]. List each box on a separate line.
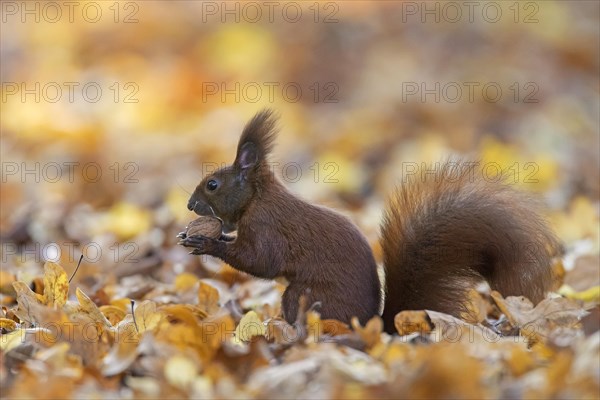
[183, 110, 380, 324]
[182, 110, 561, 332]
[380, 162, 562, 332]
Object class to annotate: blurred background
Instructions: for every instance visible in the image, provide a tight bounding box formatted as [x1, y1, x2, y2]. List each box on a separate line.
[1, 0, 599, 280]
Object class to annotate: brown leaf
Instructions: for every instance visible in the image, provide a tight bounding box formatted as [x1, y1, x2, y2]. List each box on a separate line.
[491, 291, 587, 344]
[12, 281, 43, 325]
[351, 316, 383, 349]
[394, 310, 433, 336]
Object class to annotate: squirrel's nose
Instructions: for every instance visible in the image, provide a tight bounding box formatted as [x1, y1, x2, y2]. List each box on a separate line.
[187, 199, 196, 211]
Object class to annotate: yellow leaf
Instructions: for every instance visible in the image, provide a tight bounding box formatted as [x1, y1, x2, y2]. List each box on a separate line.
[160, 304, 200, 326]
[76, 288, 112, 329]
[198, 281, 220, 315]
[0, 318, 17, 332]
[175, 273, 199, 292]
[99, 305, 126, 326]
[233, 311, 266, 345]
[43, 262, 69, 308]
[134, 300, 162, 333]
[110, 298, 133, 312]
[559, 285, 600, 303]
[0, 329, 24, 352]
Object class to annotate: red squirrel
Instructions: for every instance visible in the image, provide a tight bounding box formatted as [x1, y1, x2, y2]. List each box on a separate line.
[179, 110, 561, 333]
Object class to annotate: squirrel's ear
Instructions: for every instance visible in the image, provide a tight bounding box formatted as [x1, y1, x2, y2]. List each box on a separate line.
[234, 109, 278, 168]
[236, 142, 258, 170]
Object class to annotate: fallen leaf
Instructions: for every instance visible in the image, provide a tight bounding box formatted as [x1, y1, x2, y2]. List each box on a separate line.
[134, 300, 162, 333]
[12, 281, 43, 325]
[99, 305, 126, 325]
[233, 311, 266, 345]
[394, 310, 433, 336]
[43, 262, 69, 308]
[0, 317, 18, 332]
[559, 285, 600, 304]
[0, 329, 24, 352]
[75, 288, 113, 329]
[198, 281, 220, 315]
[321, 319, 352, 336]
[351, 316, 383, 349]
[102, 315, 139, 376]
[491, 291, 587, 344]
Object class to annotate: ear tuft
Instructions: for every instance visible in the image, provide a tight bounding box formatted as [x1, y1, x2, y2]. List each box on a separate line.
[234, 109, 278, 169]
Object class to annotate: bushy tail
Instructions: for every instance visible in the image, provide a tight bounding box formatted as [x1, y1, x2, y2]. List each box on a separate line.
[380, 162, 562, 333]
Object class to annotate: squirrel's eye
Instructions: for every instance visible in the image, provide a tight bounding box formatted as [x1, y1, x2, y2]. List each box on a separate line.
[206, 179, 218, 191]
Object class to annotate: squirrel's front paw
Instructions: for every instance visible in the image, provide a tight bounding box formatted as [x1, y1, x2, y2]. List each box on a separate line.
[178, 235, 215, 255]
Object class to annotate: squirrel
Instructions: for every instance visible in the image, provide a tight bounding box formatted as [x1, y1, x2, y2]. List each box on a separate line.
[179, 110, 562, 333]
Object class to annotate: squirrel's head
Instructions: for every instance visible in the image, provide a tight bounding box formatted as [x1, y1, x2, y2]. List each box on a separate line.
[188, 109, 278, 232]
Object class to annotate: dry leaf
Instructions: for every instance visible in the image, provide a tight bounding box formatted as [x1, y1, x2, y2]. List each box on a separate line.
[75, 288, 113, 329]
[12, 281, 43, 325]
[102, 315, 139, 376]
[351, 316, 383, 349]
[99, 305, 126, 326]
[491, 291, 587, 343]
[43, 262, 69, 308]
[321, 319, 352, 336]
[198, 281, 220, 315]
[306, 310, 323, 342]
[134, 300, 162, 333]
[394, 310, 433, 336]
[0, 329, 24, 352]
[266, 318, 299, 345]
[0, 318, 17, 332]
[233, 311, 266, 345]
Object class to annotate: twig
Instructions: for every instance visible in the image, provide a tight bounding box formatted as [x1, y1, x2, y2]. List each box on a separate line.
[131, 300, 138, 333]
[68, 255, 84, 283]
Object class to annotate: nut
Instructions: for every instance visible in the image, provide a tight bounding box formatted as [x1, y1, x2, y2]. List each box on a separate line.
[185, 216, 223, 239]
